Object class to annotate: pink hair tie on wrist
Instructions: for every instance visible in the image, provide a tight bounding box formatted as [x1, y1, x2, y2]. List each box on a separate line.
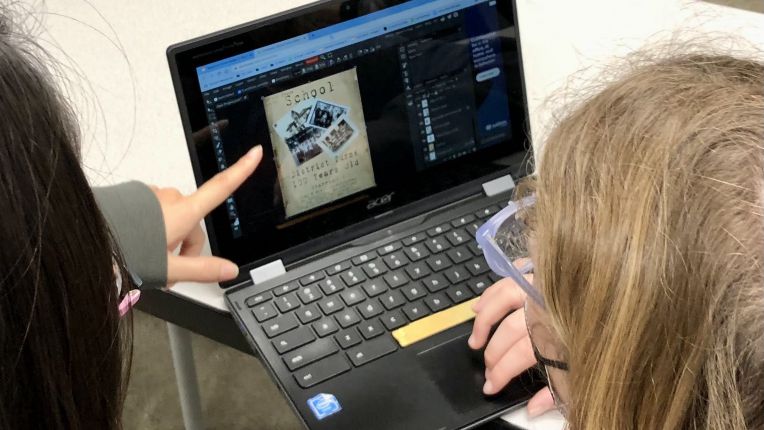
[118, 289, 141, 317]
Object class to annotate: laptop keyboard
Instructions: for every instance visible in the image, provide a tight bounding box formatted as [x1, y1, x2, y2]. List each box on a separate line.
[243, 203, 505, 389]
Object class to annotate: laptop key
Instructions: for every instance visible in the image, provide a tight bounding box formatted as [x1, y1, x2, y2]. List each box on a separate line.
[447, 246, 471, 264]
[446, 285, 475, 304]
[382, 252, 409, 270]
[465, 222, 481, 237]
[403, 244, 429, 262]
[424, 293, 451, 312]
[318, 296, 343, 315]
[297, 304, 321, 324]
[326, 261, 351, 275]
[273, 282, 299, 297]
[347, 334, 398, 367]
[402, 233, 426, 246]
[359, 319, 384, 339]
[401, 284, 426, 301]
[425, 237, 448, 254]
[405, 262, 431, 280]
[468, 242, 483, 256]
[340, 287, 365, 306]
[444, 265, 468, 284]
[244, 291, 272, 307]
[340, 269, 365, 287]
[294, 354, 351, 389]
[403, 301, 430, 321]
[351, 253, 374, 265]
[475, 205, 500, 219]
[465, 258, 490, 276]
[263, 314, 298, 338]
[335, 308, 361, 328]
[312, 318, 339, 337]
[362, 280, 387, 297]
[272, 326, 315, 354]
[425, 254, 451, 272]
[377, 242, 401, 256]
[467, 276, 491, 295]
[446, 229, 468, 247]
[380, 290, 405, 310]
[380, 310, 407, 330]
[297, 285, 322, 304]
[357, 299, 383, 319]
[383, 270, 408, 289]
[299, 270, 325, 286]
[335, 327, 362, 349]
[318, 276, 343, 295]
[426, 223, 451, 236]
[361, 259, 387, 278]
[275, 293, 300, 313]
[451, 214, 476, 227]
[252, 302, 277, 322]
[283, 338, 338, 371]
[422, 274, 448, 293]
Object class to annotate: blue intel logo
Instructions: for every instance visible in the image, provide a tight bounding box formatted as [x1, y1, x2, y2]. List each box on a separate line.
[307, 393, 342, 420]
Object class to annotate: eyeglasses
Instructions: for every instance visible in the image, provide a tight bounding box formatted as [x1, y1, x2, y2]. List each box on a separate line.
[475, 195, 542, 306]
[476, 195, 569, 412]
[525, 299, 569, 414]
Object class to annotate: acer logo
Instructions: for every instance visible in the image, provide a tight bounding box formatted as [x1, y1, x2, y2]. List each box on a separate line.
[367, 192, 395, 210]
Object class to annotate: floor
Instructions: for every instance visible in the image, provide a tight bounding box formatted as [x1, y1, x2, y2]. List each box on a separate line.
[122, 311, 301, 430]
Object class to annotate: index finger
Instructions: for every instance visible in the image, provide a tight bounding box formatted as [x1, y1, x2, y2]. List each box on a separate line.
[188, 145, 262, 219]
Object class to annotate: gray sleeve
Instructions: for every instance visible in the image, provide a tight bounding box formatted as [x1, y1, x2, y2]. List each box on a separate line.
[93, 181, 168, 289]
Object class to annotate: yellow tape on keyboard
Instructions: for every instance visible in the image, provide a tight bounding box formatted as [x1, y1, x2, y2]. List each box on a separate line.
[391, 297, 478, 347]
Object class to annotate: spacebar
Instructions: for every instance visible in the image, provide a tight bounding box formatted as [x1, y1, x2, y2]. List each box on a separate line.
[391, 297, 478, 347]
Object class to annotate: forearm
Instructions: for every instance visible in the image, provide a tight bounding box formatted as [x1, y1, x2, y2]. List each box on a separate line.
[93, 181, 168, 288]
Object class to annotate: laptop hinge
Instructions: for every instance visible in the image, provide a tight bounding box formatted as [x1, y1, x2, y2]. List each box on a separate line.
[482, 174, 516, 197]
[249, 259, 287, 285]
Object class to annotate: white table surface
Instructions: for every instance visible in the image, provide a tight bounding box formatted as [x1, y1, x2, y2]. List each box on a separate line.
[41, 1, 763, 428]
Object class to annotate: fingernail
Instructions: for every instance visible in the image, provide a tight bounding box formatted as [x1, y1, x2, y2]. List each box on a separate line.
[245, 145, 262, 161]
[527, 403, 543, 417]
[467, 335, 476, 348]
[219, 262, 239, 280]
[483, 380, 494, 394]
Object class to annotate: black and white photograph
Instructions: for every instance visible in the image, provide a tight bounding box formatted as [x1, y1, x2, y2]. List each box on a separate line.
[321, 118, 356, 153]
[273, 100, 313, 139]
[285, 125, 324, 166]
[308, 100, 348, 129]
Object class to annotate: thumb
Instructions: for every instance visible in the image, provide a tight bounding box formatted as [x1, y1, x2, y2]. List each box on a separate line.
[527, 386, 556, 417]
[167, 253, 240, 284]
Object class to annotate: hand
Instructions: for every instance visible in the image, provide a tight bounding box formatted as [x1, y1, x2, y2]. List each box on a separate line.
[151, 145, 263, 285]
[469, 275, 556, 417]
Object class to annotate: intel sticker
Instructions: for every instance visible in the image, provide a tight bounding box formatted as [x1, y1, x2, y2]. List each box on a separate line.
[307, 393, 342, 420]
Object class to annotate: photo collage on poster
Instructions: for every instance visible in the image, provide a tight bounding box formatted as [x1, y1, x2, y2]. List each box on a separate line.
[264, 68, 375, 218]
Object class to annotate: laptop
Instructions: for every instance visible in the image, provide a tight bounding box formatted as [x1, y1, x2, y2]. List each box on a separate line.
[167, 0, 542, 428]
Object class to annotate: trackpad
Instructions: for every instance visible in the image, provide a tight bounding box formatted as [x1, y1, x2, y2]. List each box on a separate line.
[417, 331, 488, 414]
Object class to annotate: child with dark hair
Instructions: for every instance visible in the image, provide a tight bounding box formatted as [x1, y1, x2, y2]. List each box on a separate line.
[0, 14, 261, 429]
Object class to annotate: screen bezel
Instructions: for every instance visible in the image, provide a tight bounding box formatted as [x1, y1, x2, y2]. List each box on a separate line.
[167, 0, 531, 284]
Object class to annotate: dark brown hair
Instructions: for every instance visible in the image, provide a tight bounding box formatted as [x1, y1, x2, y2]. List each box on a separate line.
[0, 13, 132, 430]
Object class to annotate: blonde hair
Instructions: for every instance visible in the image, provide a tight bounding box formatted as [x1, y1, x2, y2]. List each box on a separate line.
[524, 54, 764, 429]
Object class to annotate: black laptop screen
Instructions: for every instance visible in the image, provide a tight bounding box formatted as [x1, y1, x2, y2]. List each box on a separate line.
[171, 0, 527, 269]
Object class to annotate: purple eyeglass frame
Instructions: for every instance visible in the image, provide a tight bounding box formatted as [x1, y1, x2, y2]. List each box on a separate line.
[475, 194, 544, 307]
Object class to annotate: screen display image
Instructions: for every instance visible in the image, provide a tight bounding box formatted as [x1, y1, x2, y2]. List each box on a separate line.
[264, 68, 376, 218]
[171, 0, 528, 269]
